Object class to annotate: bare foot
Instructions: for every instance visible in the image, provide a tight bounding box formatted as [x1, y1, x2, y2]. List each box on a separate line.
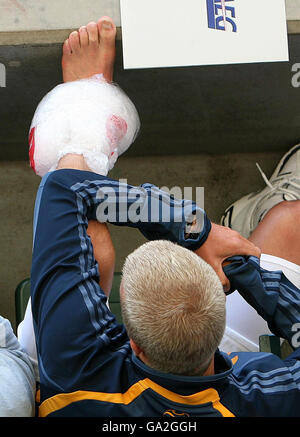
[62, 16, 116, 83]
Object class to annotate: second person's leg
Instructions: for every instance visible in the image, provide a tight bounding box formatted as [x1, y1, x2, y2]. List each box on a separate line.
[249, 200, 300, 267]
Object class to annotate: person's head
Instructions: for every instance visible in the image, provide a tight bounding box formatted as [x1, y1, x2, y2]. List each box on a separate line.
[120, 240, 226, 376]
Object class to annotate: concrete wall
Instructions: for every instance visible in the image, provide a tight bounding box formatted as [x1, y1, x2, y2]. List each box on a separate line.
[286, 0, 300, 19]
[0, 0, 296, 32]
[0, 0, 297, 32]
[0, 0, 121, 32]
[0, 150, 284, 331]
[0, 0, 299, 44]
[1, 35, 300, 162]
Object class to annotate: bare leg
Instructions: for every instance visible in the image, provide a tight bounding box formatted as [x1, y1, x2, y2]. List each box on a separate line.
[87, 221, 115, 298]
[249, 200, 300, 266]
[18, 18, 118, 366]
[61, 17, 118, 295]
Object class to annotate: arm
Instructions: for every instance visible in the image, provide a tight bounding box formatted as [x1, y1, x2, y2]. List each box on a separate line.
[223, 255, 300, 351]
[86, 221, 115, 298]
[223, 256, 300, 416]
[0, 316, 36, 417]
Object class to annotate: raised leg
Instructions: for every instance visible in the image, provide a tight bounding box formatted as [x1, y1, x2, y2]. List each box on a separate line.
[248, 200, 300, 266]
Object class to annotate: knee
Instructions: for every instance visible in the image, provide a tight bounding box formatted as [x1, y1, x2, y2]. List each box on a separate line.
[267, 200, 300, 227]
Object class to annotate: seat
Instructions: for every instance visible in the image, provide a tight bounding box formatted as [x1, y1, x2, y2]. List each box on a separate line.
[108, 272, 123, 324]
[259, 334, 293, 359]
[15, 278, 31, 328]
[15, 273, 123, 328]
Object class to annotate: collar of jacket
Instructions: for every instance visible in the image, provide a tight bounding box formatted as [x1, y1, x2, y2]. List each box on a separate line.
[130, 349, 233, 395]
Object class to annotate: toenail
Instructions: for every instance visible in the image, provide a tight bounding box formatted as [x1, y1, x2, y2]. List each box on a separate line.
[102, 21, 113, 30]
[79, 26, 87, 32]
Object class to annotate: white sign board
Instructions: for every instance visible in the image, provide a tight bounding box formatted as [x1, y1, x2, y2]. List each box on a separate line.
[120, 0, 289, 69]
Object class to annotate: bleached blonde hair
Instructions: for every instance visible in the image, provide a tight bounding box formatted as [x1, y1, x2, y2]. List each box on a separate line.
[121, 240, 226, 376]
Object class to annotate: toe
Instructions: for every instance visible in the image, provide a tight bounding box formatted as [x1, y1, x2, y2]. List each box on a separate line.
[68, 31, 80, 52]
[97, 16, 115, 27]
[79, 26, 89, 47]
[97, 17, 116, 42]
[86, 21, 99, 44]
[62, 39, 72, 56]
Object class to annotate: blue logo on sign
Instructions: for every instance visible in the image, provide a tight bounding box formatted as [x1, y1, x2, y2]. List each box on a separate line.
[206, 0, 237, 33]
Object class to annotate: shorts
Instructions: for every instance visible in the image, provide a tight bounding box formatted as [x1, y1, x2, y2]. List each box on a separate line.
[220, 254, 300, 353]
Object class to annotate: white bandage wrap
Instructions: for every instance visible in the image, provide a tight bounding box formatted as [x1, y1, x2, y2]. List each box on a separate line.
[29, 74, 140, 176]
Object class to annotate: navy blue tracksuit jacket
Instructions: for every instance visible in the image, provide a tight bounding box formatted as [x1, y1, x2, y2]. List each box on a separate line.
[30, 169, 300, 417]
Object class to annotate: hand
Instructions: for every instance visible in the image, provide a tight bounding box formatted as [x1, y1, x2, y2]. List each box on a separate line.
[194, 223, 261, 292]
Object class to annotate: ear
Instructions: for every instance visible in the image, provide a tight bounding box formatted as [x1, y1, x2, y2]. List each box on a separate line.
[130, 339, 148, 365]
[130, 338, 143, 356]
